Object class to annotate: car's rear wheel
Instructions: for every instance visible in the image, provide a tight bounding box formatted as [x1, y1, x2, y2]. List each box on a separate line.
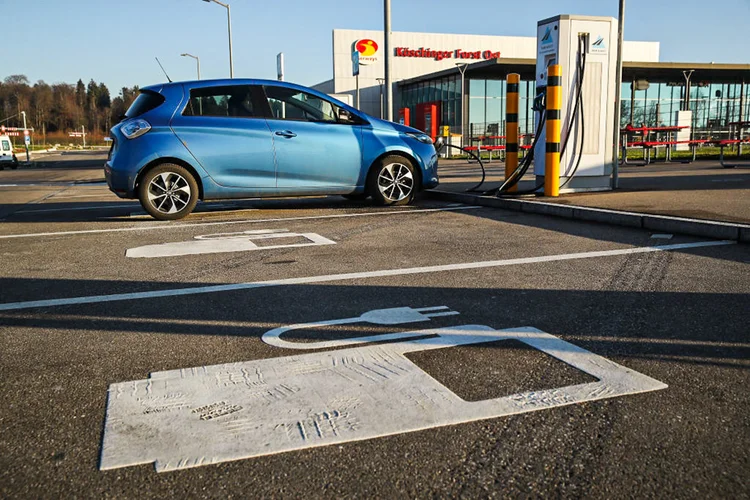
[368, 156, 417, 206]
[138, 163, 198, 221]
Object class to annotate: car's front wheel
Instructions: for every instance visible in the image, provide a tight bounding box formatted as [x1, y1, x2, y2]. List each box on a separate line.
[368, 156, 417, 206]
[138, 163, 199, 221]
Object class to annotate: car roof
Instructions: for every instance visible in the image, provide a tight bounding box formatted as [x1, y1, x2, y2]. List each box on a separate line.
[142, 79, 316, 93]
[140, 78, 361, 116]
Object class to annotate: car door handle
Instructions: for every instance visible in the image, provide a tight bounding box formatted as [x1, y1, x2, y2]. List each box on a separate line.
[275, 130, 297, 138]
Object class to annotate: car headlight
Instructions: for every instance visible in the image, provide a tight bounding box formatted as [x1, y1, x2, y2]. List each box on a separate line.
[121, 119, 151, 139]
[405, 132, 434, 145]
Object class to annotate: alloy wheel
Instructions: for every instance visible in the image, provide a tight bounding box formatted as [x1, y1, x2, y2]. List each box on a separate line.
[147, 172, 192, 215]
[377, 163, 414, 202]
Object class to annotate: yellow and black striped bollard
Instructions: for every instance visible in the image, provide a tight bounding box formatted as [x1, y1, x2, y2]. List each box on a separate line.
[505, 73, 520, 193]
[544, 65, 562, 197]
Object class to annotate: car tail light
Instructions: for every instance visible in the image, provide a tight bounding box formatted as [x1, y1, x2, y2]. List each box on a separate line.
[121, 119, 151, 139]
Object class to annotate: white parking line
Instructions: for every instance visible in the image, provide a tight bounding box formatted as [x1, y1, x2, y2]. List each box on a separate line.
[0, 240, 733, 311]
[0, 205, 481, 240]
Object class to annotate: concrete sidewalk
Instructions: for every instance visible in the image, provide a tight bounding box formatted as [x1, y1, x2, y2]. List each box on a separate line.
[430, 159, 750, 241]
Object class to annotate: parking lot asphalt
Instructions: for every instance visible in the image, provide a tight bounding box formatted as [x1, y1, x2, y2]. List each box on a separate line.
[437, 159, 750, 224]
[1, 159, 749, 498]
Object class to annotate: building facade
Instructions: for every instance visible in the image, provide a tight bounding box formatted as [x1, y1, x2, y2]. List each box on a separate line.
[314, 28, 750, 144]
[400, 59, 750, 143]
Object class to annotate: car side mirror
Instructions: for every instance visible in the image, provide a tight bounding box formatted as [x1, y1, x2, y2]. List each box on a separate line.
[338, 108, 355, 123]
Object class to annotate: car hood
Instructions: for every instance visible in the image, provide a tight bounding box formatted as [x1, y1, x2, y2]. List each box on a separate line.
[367, 116, 425, 136]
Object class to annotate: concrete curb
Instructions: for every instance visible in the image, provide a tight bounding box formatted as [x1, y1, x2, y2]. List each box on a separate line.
[427, 190, 750, 243]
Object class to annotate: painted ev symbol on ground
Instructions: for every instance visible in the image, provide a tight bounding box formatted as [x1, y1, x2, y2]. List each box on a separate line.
[125, 229, 336, 258]
[100, 307, 667, 473]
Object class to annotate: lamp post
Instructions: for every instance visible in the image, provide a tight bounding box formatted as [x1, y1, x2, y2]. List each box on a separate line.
[181, 53, 201, 79]
[376, 78, 385, 119]
[384, 0, 392, 121]
[182, 53, 203, 115]
[456, 63, 468, 148]
[202, 0, 233, 78]
[21, 111, 30, 161]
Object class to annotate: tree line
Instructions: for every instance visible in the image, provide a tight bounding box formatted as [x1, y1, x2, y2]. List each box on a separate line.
[0, 74, 139, 144]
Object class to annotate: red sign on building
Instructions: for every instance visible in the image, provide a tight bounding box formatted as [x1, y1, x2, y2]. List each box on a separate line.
[394, 48, 501, 61]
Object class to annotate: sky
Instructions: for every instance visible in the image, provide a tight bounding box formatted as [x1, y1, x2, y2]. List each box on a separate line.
[3, 0, 748, 96]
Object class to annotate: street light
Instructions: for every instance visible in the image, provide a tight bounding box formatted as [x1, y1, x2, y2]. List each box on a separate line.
[376, 78, 385, 119]
[384, 0, 392, 121]
[202, 0, 234, 78]
[456, 63, 469, 148]
[181, 53, 201, 79]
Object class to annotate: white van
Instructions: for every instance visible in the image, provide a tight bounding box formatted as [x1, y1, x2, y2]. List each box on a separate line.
[0, 135, 19, 170]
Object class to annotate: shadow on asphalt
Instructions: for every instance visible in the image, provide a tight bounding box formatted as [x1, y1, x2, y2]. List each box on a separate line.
[0, 197, 418, 223]
[0, 276, 747, 371]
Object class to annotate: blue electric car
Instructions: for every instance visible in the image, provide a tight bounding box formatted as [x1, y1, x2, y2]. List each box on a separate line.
[105, 79, 439, 220]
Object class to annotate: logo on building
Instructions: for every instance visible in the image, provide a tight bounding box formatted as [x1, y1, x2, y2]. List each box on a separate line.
[591, 35, 608, 54]
[354, 39, 379, 65]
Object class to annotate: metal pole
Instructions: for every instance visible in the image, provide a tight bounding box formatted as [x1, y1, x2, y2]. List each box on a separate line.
[377, 78, 385, 119]
[181, 53, 201, 79]
[739, 80, 745, 155]
[206, 0, 233, 77]
[356, 74, 360, 109]
[226, 3, 234, 78]
[22, 111, 29, 162]
[180, 53, 204, 115]
[384, 0, 392, 121]
[612, 0, 625, 189]
[461, 71, 466, 148]
[82, 125, 86, 149]
[683, 70, 694, 111]
[456, 64, 468, 148]
[277, 53, 284, 81]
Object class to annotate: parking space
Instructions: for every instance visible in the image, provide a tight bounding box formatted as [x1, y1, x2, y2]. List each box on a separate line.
[1, 162, 749, 497]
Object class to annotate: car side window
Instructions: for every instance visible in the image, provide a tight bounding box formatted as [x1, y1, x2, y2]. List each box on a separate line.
[183, 85, 256, 118]
[263, 86, 338, 123]
[1, 140, 10, 151]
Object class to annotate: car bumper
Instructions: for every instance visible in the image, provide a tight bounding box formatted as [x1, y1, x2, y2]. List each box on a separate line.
[419, 149, 440, 189]
[105, 161, 133, 198]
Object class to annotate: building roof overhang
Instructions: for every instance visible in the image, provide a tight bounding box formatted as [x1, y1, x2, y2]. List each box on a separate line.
[397, 58, 750, 86]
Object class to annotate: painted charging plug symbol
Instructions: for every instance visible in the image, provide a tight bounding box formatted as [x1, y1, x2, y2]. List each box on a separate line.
[261, 306, 460, 350]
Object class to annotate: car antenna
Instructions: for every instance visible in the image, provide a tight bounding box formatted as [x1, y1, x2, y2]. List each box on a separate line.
[155, 57, 172, 83]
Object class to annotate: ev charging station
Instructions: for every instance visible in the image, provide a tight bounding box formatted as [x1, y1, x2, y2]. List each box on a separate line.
[534, 15, 619, 193]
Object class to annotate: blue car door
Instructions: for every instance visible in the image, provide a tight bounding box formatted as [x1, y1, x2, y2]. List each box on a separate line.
[261, 85, 363, 192]
[170, 84, 276, 190]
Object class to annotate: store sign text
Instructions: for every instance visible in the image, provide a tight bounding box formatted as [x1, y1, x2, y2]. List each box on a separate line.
[395, 48, 501, 61]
